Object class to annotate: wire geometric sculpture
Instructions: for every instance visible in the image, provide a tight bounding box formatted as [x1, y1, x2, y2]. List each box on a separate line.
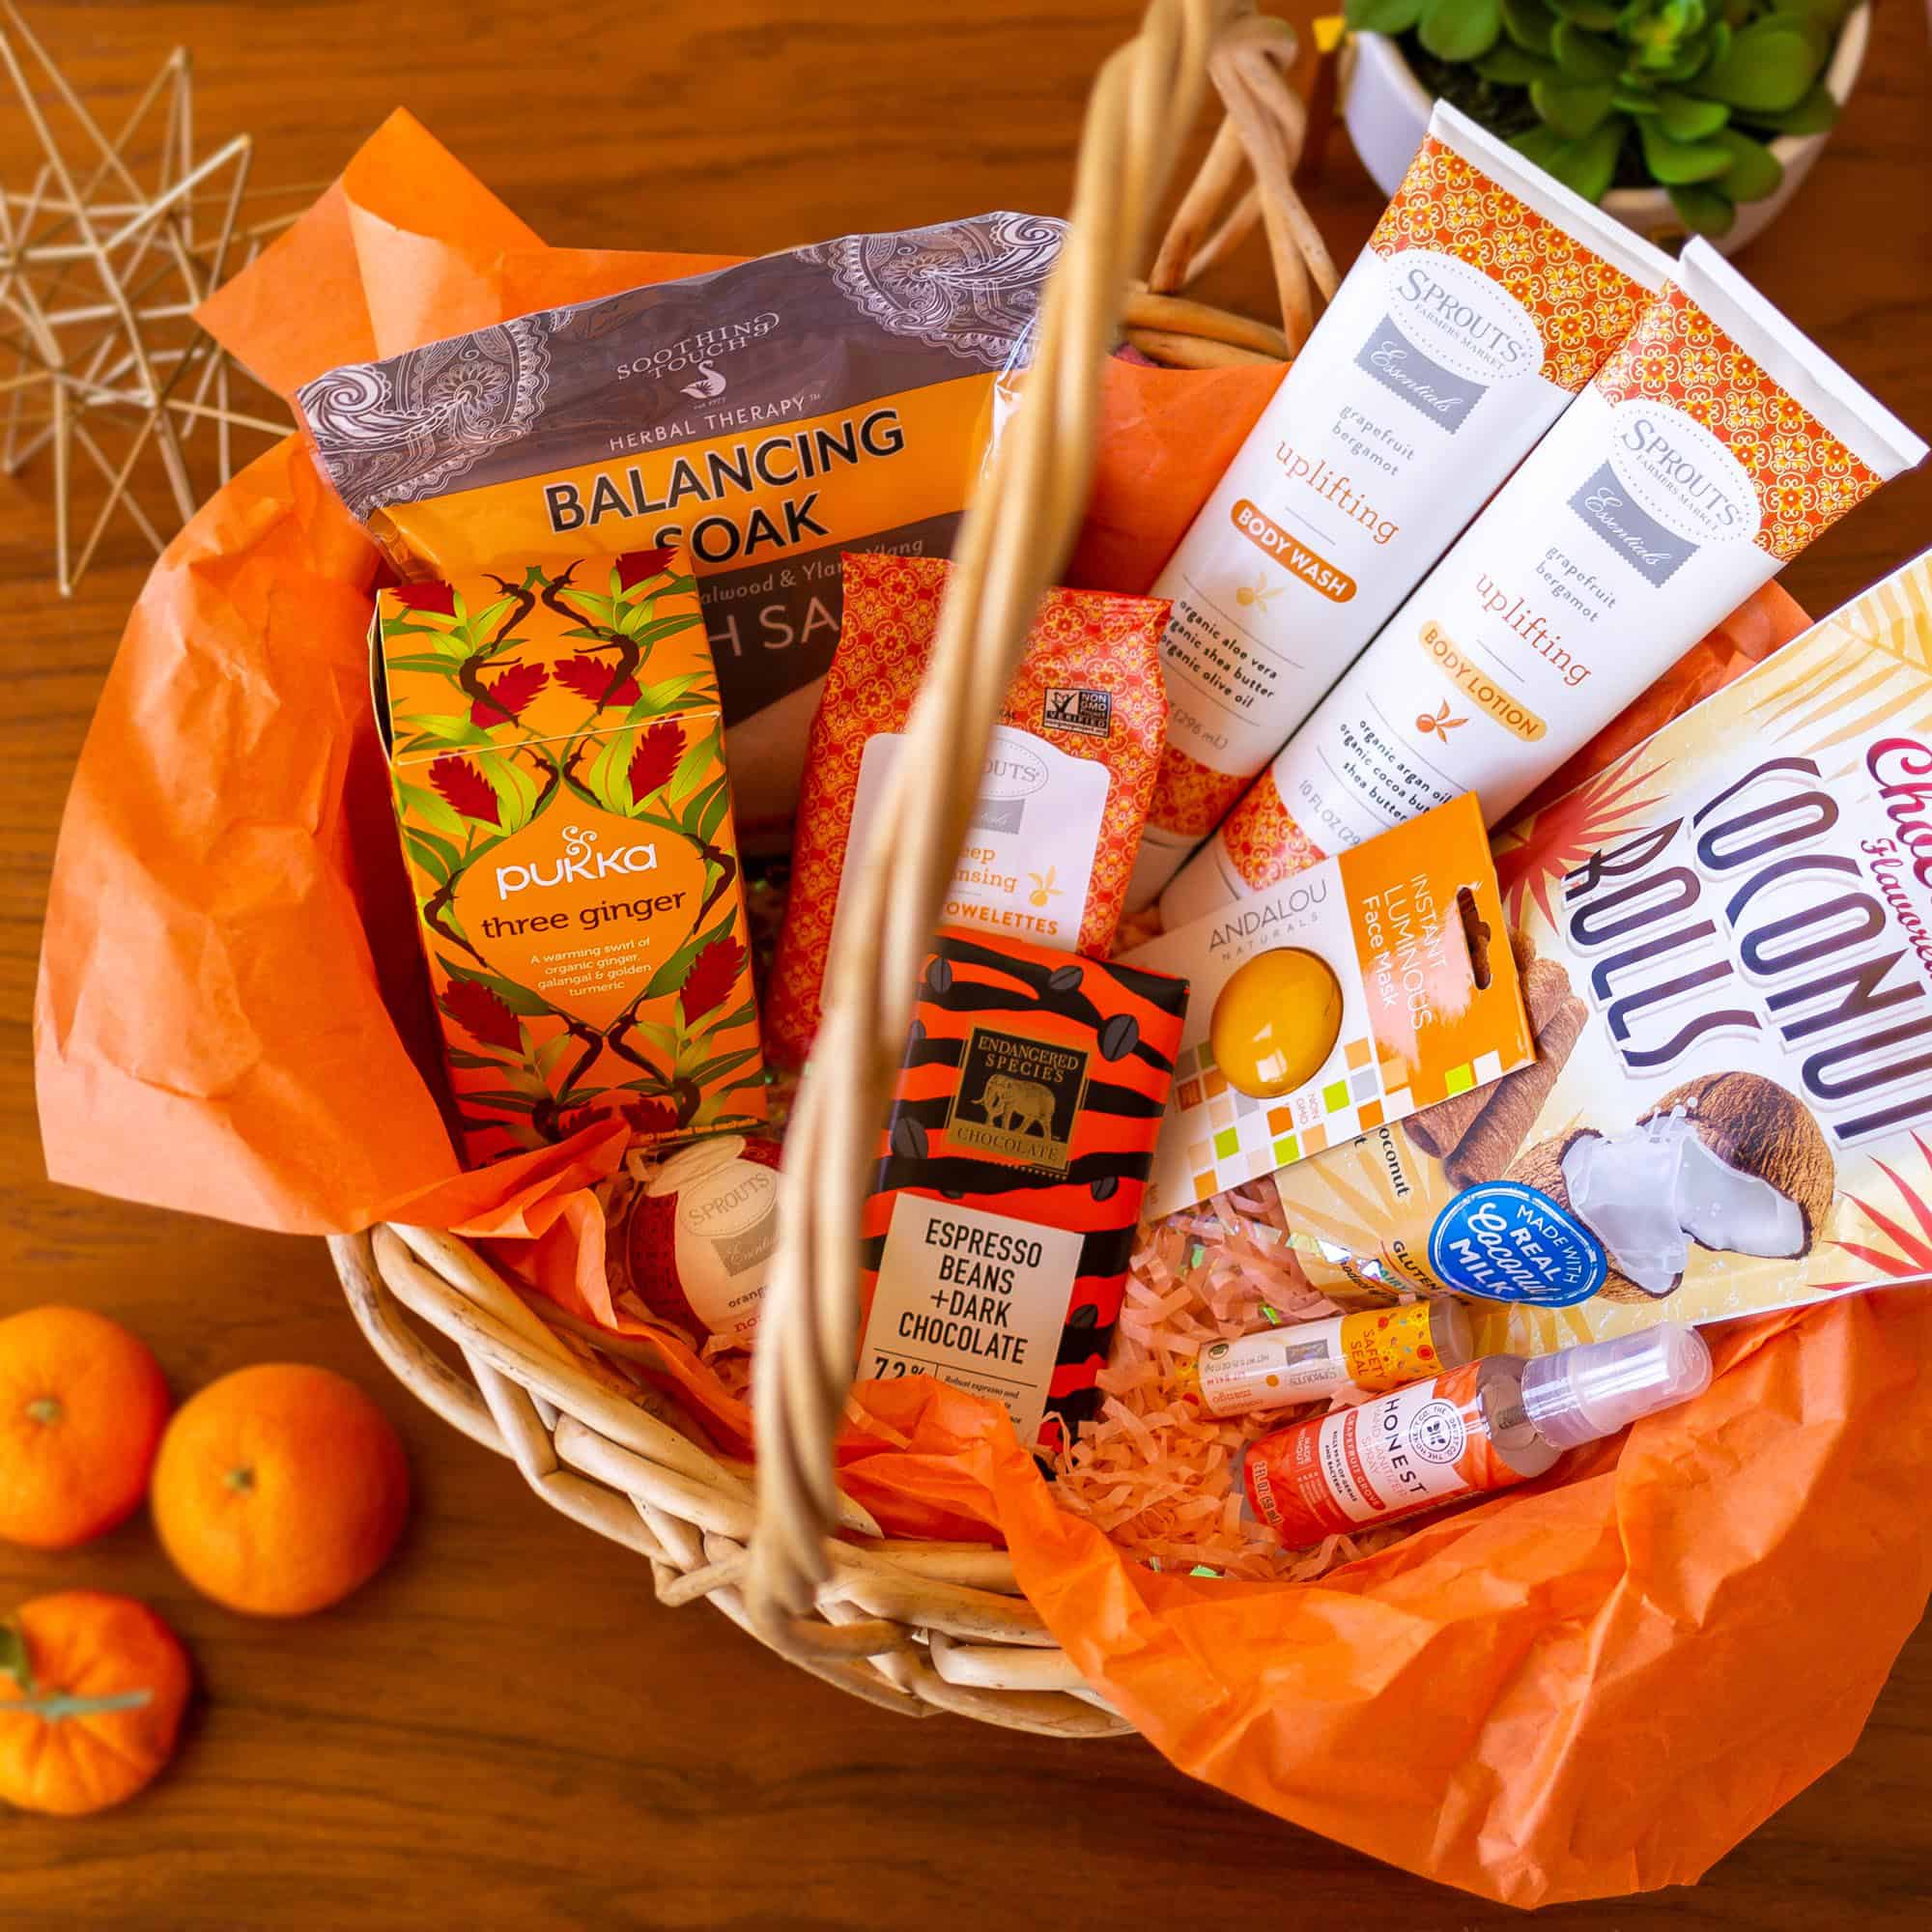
[0, 2, 298, 593]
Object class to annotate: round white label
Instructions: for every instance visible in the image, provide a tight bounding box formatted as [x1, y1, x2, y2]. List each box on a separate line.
[1384, 248, 1542, 385]
[1605, 399, 1760, 547]
[674, 1158, 777, 1244]
[1406, 1398, 1468, 1465]
[980, 725, 1052, 801]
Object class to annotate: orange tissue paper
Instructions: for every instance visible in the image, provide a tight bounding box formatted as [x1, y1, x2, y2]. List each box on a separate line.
[33, 107, 1925, 1910]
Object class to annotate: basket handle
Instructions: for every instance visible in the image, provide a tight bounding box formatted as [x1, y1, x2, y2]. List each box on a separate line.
[1145, 14, 1339, 353]
[747, 0, 1306, 1658]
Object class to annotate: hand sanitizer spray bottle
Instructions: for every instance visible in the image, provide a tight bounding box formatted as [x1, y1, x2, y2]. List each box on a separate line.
[1240, 1323, 1712, 1548]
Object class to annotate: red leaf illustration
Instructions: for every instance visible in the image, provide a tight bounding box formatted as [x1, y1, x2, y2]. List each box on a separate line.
[623, 1098, 682, 1139]
[1818, 1132, 1932, 1290]
[628, 720, 684, 801]
[430, 755, 499, 824]
[389, 581, 456, 614]
[469, 661, 550, 724]
[553, 654, 639, 707]
[1493, 746, 1666, 933]
[615, 547, 677, 588]
[442, 977, 522, 1051]
[680, 935, 746, 1026]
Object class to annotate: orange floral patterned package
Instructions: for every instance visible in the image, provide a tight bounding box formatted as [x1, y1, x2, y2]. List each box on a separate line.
[376, 546, 766, 1165]
[765, 553, 1170, 1065]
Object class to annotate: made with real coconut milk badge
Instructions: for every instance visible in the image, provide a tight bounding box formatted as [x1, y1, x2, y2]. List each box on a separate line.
[1270, 547, 1932, 1353]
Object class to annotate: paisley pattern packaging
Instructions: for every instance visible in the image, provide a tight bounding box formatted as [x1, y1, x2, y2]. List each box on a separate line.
[857, 930, 1188, 1453]
[299, 213, 1065, 832]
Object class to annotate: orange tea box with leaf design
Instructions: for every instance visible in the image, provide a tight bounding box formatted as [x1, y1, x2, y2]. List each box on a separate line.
[376, 547, 766, 1166]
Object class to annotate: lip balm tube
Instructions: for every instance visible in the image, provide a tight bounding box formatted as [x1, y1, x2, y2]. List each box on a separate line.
[1176, 1298, 1473, 1416]
[1159, 241, 1930, 926]
[1125, 101, 1671, 910]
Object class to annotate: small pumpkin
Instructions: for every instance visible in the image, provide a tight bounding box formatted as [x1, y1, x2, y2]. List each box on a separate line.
[0, 1592, 191, 1815]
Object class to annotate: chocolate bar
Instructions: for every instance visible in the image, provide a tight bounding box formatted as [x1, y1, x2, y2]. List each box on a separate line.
[857, 928, 1187, 1453]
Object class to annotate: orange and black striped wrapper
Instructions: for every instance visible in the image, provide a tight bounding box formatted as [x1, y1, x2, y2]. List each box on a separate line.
[862, 929, 1188, 1451]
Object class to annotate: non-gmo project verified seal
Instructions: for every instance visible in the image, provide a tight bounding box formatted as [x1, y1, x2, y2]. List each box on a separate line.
[1042, 687, 1111, 738]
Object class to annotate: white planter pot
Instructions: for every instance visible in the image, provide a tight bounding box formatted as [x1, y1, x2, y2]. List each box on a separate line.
[1340, 4, 1870, 255]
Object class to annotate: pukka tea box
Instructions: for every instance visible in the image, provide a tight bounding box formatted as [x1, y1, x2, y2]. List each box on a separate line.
[374, 546, 766, 1167]
[1121, 791, 1532, 1217]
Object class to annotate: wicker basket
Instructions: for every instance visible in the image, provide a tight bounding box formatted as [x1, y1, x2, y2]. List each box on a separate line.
[328, 0, 1339, 1738]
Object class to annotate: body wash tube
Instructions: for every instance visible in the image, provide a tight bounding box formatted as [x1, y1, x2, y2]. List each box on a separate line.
[1161, 240, 1929, 926]
[1125, 101, 1670, 908]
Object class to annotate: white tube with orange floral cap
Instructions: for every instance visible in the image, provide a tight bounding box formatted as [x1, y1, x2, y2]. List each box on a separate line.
[1124, 101, 1671, 909]
[1159, 241, 1929, 928]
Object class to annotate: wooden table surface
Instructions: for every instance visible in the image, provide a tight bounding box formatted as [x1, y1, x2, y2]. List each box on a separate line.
[4, 1, 1929, 1924]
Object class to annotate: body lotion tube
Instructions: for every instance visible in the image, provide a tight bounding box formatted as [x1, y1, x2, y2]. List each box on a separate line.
[1161, 240, 1929, 926]
[1126, 101, 1670, 909]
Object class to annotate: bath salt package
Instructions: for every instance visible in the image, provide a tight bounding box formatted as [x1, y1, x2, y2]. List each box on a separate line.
[1270, 547, 1932, 1353]
[765, 553, 1170, 1065]
[1162, 240, 1929, 924]
[299, 213, 1065, 832]
[1127, 100, 1670, 906]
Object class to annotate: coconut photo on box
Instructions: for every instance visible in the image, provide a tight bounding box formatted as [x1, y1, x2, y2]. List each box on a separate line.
[1272, 547, 1932, 1354]
[375, 546, 766, 1166]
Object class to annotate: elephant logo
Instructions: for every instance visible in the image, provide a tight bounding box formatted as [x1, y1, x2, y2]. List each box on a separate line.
[948, 1025, 1089, 1172]
[971, 1074, 1057, 1140]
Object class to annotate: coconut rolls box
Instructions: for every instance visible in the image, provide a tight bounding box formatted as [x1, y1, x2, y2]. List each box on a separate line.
[375, 547, 766, 1166]
[1271, 547, 1932, 1353]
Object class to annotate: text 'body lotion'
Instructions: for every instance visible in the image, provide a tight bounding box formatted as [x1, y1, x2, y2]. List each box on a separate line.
[1125, 101, 1670, 908]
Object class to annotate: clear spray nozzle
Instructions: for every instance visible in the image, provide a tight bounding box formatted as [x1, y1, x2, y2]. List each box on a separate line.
[1518, 1322, 1713, 1452]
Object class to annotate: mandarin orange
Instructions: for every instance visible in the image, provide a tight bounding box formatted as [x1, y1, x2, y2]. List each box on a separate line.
[151, 1364, 410, 1617]
[0, 1306, 171, 1549]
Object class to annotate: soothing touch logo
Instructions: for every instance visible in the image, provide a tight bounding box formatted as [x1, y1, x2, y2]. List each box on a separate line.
[613, 309, 781, 386]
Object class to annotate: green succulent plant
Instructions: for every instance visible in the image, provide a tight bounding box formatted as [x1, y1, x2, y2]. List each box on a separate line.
[1346, 0, 1853, 237]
